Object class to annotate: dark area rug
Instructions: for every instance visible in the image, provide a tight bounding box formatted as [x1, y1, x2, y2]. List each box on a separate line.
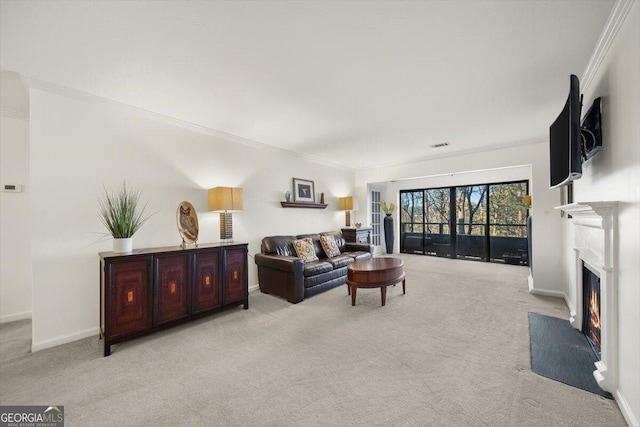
[528, 312, 612, 399]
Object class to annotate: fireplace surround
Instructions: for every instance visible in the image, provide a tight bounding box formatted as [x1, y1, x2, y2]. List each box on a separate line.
[556, 202, 618, 393]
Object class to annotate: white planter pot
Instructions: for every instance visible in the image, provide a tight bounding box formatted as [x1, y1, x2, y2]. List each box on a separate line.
[113, 237, 133, 253]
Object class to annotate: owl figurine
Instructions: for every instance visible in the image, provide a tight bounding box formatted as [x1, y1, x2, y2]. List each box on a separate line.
[176, 202, 199, 248]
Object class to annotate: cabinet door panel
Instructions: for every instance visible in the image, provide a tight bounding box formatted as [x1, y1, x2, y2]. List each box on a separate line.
[154, 254, 189, 325]
[223, 247, 247, 304]
[107, 258, 152, 337]
[192, 249, 221, 313]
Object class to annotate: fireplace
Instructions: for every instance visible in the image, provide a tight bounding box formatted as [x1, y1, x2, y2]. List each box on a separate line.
[582, 264, 601, 357]
[556, 202, 617, 394]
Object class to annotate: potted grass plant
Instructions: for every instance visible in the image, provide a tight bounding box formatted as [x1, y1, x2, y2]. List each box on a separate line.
[98, 181, 154, 253]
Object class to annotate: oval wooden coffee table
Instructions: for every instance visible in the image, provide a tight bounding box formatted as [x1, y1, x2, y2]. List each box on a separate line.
[347, 257, 406, 306]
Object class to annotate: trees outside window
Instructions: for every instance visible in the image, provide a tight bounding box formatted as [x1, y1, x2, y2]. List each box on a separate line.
[400, 180, 529, 263]
[489, 182, 528, 238]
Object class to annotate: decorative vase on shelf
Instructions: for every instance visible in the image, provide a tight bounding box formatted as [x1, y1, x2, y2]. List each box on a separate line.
[113, 237, 133, 254]
[383, 214, 394, 254]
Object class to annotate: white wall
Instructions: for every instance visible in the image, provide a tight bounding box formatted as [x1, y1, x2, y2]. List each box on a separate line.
[564, 2, 639, 424]
[0, 113, 32, 322]
[27, 86, 354, 351]
[355, 142, 563, 296]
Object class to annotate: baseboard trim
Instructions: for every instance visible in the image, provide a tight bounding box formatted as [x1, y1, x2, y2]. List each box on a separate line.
[564, 297, 576, 318]
[31, 287, 261, 352]
[528, 288, 565, 298]
[0, 311, 32, 324]
[31, 327, 99, 353]
[615, 388, 639, 427]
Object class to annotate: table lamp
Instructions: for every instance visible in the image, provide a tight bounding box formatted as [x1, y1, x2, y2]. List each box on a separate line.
[338, 196, 354, 227]
[208, 187, 243, 242]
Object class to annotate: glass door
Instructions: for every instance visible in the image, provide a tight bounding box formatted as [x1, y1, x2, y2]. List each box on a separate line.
[400, 180, 528, 264]
[488, 182, 529, 263]
[370, 189, 382, 246]
[400, 190, 425, 254]
[455, 185, 488, 261]
[425, 188, 452, 257]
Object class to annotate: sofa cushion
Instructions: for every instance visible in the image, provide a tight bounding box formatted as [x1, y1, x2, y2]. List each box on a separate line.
[344, 251, 373, 261]
[303, 266, 348, 287]
[319, 235, 341, 258]
[327, 254, 354, 269]
[302, 260, 333, 277]
[292, 237, 319, 262]
[320, 231, 346, 252]
[262, 235, 297, 256]
[296, 233, 325, 259]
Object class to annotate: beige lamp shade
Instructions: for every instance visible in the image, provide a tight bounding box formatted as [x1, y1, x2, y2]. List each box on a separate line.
[338, 196, 354, 211]
[208, 187, 244, 212]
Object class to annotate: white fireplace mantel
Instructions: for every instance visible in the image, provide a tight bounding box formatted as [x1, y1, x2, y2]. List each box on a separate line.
[556, 201, 618, 393]
[557, 201, 617, 230]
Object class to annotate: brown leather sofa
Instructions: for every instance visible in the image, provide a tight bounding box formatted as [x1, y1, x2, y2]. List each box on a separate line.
[255, 231, 374, 303]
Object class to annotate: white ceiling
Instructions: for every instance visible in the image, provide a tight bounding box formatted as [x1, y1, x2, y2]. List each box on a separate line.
[0, 0, 616, 169]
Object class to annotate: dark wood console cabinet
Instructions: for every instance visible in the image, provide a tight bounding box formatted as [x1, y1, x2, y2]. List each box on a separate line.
[100, 243, 248, 356]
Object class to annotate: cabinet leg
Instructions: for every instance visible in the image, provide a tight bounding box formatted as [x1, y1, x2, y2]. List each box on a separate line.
[104, 343, 111, 357]
[243, 299, 249, 309]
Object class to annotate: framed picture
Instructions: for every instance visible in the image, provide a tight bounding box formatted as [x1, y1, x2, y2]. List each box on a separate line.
[293, 178, 315, 203]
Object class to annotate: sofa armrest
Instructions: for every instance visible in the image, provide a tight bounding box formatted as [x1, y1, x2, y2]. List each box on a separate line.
[254, 253, 305, 303]
[345, 242, 374, 255]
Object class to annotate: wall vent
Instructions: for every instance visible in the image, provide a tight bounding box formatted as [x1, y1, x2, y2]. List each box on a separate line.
[430, 142, 450, 148]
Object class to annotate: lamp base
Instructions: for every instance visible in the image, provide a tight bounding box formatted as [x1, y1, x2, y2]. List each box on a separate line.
[345, 211, 351, 227]
[219, 212, 233, 241]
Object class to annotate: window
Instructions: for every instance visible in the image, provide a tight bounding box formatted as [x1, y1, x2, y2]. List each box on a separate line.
[400, 180, 529, 264]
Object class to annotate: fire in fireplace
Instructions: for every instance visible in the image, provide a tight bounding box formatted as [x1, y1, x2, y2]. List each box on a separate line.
[582, 264, 601, 357]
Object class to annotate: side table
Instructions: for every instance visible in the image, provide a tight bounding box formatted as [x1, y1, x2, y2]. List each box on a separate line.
[341, 227, 372, 244]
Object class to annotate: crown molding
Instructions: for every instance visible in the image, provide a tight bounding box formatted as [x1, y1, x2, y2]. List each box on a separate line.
[0, 107, 29, 120]
[581, 0, 635, 93]
[360, 138, 545, 171]
[19, 75, 353, 171]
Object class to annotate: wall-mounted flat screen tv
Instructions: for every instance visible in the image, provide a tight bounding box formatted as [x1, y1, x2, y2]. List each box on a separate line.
[549, 74, 582, 189]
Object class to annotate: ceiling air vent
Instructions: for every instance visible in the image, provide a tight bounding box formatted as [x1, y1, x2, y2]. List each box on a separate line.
[430, 142, 450, 148]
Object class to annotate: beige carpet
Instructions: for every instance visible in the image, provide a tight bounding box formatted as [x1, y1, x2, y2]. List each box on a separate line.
[0, 254, 626, 426]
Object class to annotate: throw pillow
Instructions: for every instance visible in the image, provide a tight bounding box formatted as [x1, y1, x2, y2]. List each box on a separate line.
[320, 235, 341, 258]
[292, 237, 319, 262]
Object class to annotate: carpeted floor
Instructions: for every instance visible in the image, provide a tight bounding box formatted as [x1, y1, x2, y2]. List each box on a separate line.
[0, 254, 627, 426]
